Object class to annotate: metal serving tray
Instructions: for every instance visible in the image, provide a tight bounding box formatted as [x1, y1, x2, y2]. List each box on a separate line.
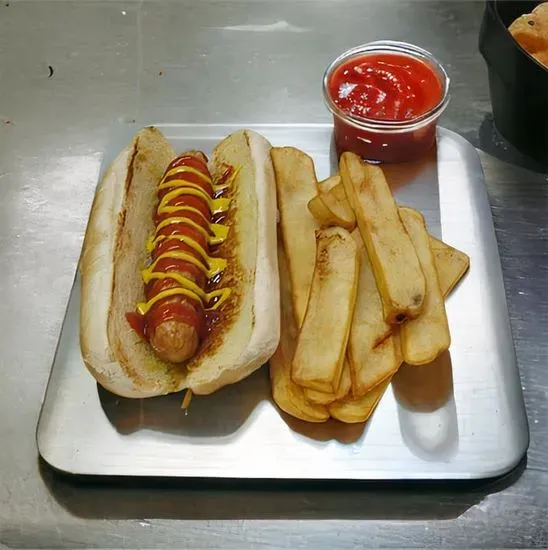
[36, 123, 529, 480]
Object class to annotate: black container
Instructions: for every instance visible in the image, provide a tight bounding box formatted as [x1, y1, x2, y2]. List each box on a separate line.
[479, 1, 548, 166]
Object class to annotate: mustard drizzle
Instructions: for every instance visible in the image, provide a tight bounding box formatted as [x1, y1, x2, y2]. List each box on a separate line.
[136, 157, 235, 316]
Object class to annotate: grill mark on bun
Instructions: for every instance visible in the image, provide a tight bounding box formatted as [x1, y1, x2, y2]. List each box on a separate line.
[107, 137, 149, 386]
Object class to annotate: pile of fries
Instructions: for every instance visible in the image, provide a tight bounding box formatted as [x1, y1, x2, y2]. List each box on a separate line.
[269, 147, 470, 424]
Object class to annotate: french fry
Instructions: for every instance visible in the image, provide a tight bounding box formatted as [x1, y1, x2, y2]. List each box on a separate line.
[349, 234, 469, 397]
[306, 192, 467, 396]
[271, 147, 320, 327]
[339, 152, 426, 324]
[304, 360, 352, 405]
[292, 227, 360, 393]
[322, 191, 356, 231]
[307, 194, 347, 229]
[307, 194, 356, 231]
[271, 150, 356, 420]
[333, 233, 468, 418]
[270, 145, 470, 424]
[351, 334, 402, 398]
[317, 175, 341, 194]
[327, 179, 345, 199]
[318, 177, 358, 228]
[308, 177, 356, 231]
[314, 181, 470, 298]
[315, 181, 471, 289]
[315, 178, 469, 294]
[269, 242, 329, 423]
[338, 360, 353, 397]
[334, 235, 466, 417]
[399, 207, 451, 365]
[430, 236, 470, 296]
[329, 377, 392, 424]
[348, 229, 401, 397]
[330, 237, 468, 421]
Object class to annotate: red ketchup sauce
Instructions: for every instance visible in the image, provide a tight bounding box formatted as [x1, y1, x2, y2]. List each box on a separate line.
[326, 50, 445, 163]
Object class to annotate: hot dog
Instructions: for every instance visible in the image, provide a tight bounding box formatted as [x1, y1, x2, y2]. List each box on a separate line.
[79, 127, 280, 398]
[125, 150, 230, 364]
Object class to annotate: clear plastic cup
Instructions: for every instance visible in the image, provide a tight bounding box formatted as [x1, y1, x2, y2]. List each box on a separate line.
[323, 40, 450, 163]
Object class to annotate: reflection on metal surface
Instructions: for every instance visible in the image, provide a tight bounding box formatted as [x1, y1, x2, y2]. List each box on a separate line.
[393, 351, 454, 413]
[35, 124, 529, 480]
[278, 413, 369, 445]
[211, 21, 309, 33]
[393, 352, 459, 462]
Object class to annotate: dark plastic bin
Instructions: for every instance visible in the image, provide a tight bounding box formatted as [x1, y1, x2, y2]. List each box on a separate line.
[479, 1, 548, 166]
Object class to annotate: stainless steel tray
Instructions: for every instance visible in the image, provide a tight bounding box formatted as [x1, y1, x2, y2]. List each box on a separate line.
[36, 123, 529, 480]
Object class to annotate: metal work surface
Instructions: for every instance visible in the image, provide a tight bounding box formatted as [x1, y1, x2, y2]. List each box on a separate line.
[1, 0, 547, 548]
[36, 124, 528, 481]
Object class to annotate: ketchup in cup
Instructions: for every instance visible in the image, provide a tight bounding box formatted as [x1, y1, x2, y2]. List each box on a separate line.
[323, 41, 450, 163]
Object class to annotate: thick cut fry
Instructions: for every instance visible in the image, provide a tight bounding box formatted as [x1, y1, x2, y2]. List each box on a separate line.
[307, 194, 349, 230]
[306, 189, 468, 396]
[271, 151, 357, 421]
[271, 147, 320, 327]
[348, 229, 400, 396]
[349, 233, 469, 397]
[308, 177, 356, 231]
[292, 227, 360, 393]
[399, 207, 451, 365]
[339, 152, 426, 324]
[322, 189, 356, 231]
[270, 243, 329, 423]
[272, 233, 468, 421]
[328, 180, 345, 200]
[307, 194, 356, 231]
[429, 236, 470, 296]
[317, 175, 341, 194]
[304, 360, 352, 405]
[314, 179, 472, 287]
[270, 336, 329, 422]
[351, 334, 401, 398]
[318, 177, 358, 228]
[329, 377, 391, 424]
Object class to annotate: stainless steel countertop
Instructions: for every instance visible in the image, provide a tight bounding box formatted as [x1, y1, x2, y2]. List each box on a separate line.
[0, 1, 546, 548]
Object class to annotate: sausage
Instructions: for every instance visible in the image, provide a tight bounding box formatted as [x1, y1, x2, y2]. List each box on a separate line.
[147, 301, 201, 364]
[142, 151, 216, 363]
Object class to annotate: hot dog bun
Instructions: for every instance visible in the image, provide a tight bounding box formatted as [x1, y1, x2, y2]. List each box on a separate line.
[80, 127, 280, 398]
